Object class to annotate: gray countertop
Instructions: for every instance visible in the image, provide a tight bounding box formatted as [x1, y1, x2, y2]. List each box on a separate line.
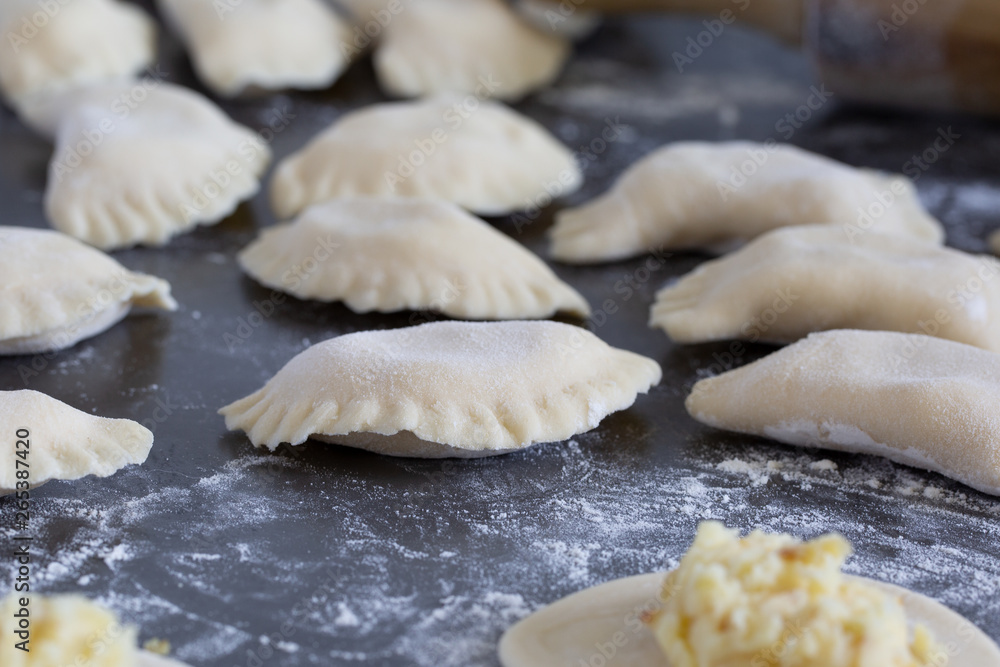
[1, 10, 999, 667]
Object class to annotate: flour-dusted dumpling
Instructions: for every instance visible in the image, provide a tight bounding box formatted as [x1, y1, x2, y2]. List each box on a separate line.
[550, 142, 944, 264]
[0, 227, 176, 355]
[158, 0, 352, 96]
[24, 81, 271, 249]
[686, 330, 1000, 495]
[0, 0, 155, 114]
[652, 225, 1000, 351]
[270, 96, 581, 219]
[369, 0, 569, 100]
[0, 594, 190, 666]
[514, 0, 601, 40]
[239, 197, 590, 319]
[0, 390, 153, 495]
[220, 321, 661, 457]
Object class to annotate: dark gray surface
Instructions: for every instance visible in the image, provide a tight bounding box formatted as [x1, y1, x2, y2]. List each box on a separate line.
[2, 11, 1000, 667]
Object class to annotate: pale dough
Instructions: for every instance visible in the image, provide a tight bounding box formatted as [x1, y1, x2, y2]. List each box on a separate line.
[270, 95, 581, 219]
[340, 0, 569, 100]
[238, 197, 590, 319]
[157, 0, 352, 96]
[0, 0, 155, 116]
[219, 321, 661, 456]
[0, 390, 153, 495]
[0, 226, 176, 355]
[550, 142, 944, 264]
[23, 81, 271, 249]
[686, 330, 1000, 496]
[514, 0, 601, 40]
[499, 565, 999, 665]
[651, 225, 1000, 351]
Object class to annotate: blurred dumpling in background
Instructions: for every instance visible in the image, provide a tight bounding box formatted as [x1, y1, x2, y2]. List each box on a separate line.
[0, 0, 155, 117]
[158, 0, 353, 97]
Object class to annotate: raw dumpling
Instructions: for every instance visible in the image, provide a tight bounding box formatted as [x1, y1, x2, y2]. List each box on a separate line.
[0, 594, 190, 666]
[368, 0, 569, 100]
[652, 225, 1000, 351]
[0, 226, 176, 355]
[158, 0, 352, 96]
[0, 390, 153, 495]
[270, 96, 581, 219]
[514, 0, 601, 40]
[24, 81, 271, 249]
[220, 321, 661, 457]
[550, 142, 944, 264]
[686, 329, 1000, 495]
[239, 197, 590, 319]
[0, 0, 155, 114]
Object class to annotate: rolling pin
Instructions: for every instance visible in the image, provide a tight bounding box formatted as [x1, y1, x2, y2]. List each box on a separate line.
[568, 0, 1000, 116]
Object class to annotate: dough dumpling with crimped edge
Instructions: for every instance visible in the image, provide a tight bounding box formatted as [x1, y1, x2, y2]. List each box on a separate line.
[651, 225, 1000, 351]
[0, 0, 155, 118]
[238, 197, 590, 320]
[219, 321, 661, 457]
[269, 95, 581, 220]
[0, 390, 153, 495]
[550, 141, 944, 264]
[364, 0, 570, 101]
[23, 81, 271, 250]
[0, 227, 176, 355]
[685, 329, 1000, 496]
[157, 0, 352, 97]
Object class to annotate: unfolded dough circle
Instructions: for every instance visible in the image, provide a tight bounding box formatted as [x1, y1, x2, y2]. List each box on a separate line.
[339, 0, 570, 100]
[498, 573, 1000, 667]
[220, 321, 661, 456]
[24, 81, 271, 249]
[686, 329, 1000, 496]
[652, 225, 1000, 351]
[0, 390, 153, 495]
[269, 95, 582, 220]
[0, 226, 176, 355]
[550, 141, 945, 264]
[157, 0, 353, 96]
[240, 197, 590, 319]
[0, 0, 155, 116]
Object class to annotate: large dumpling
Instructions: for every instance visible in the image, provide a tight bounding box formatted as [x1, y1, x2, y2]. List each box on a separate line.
[652, 225, 1000, 351]
[269, 96, 581, 220]
[239, 197, 590, 319]
[686, 329, 1000, 496]
[550, 142, 944, 264]
[220, 321, 661, 457]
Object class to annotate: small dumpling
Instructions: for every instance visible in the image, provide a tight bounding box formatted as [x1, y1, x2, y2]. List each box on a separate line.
[0, 0, 155, 115]
[0, 594, 190, 667]
[24, 81, 271, 249]
[0, 226, 176, 355]
[239, 197, 590, 319]
[220, 321, 661, 457]
[0, 390, 153, 495]
[652, 225, 1000, 351]
[270, 95, 581, 220]
[550, 142, 944, 264]
[157, 0, 352, 96]
[514, 0, 601, 40]
[368, 0, 569, 100]
[686, 329, 1000, 495]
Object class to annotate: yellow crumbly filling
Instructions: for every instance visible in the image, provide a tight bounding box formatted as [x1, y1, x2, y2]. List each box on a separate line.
[646, 522, 947, 667]
[0, 594, 138, 667]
